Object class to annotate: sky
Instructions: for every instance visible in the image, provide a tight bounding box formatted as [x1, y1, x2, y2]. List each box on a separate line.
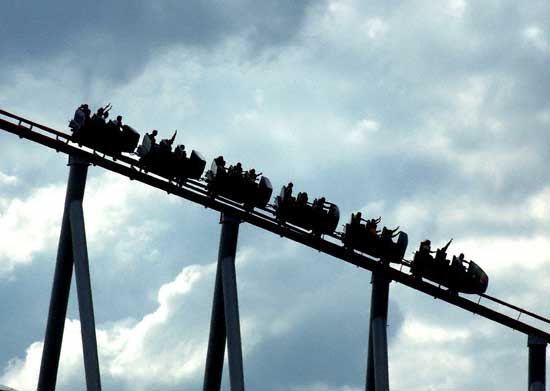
[0, 0, 549, 390]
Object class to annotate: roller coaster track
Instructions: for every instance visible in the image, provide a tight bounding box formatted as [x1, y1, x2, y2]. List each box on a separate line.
[0, 108, 549, 343]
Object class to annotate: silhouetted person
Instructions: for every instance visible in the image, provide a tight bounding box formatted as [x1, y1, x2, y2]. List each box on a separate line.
[435, 239, 452, 265]
[159, 130, 177, 152]
[284, 182, 294, 200]
[82, 104, 91, 119]
[72, 105, 86, 129]
[115, 115, 123, 128]
[412, 239, 432, 279]
[147, 130, 158, 145]
[457, 253, 466, 272]
[93, 107, 106, 123]
[419, 240, 432, 256]
[102, 103, 112, 118]
[175, 144, 187, 159]
[168, 130, 177, 145]
[351, 212, 362, 228]
[451, 255, 462, 272]
[366, 218, 378, 238]
[297, 192, 308, 205]
[246, 168, 259, 182]
[229, 162, 243, 177]
[214, 155, 226, 169]
[312, 198, 325, 218]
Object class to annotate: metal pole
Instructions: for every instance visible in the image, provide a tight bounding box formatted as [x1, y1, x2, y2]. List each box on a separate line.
[220, 214, 244, 391]
[365, 271, 390, 391]
[38, 155, 89, 391]
[528, 335, 546, 391]
[366, 321, 374, 391]
[70, 201, 101, 391]
[203, 213, 244, 391]
[203, 253, 227, 390]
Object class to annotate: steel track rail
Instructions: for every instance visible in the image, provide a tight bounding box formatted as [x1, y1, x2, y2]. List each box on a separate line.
[1, 110, 548, 343]
[480, 293, 550, 324]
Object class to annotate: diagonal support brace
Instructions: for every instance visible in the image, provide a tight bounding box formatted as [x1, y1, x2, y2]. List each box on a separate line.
[70, 201, 101, 390]
[204, 213, 244, 391]
[37, 155, 101, 391]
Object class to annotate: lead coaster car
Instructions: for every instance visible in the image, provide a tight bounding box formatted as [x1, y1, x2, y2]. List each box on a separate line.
[72, 117, 139, 156]
[410, 251, 489, 294]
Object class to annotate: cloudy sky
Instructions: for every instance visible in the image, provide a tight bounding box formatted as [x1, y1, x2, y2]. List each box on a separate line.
[0, 0, 549, 390]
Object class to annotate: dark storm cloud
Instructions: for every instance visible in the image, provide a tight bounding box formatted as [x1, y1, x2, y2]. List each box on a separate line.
[0, 0, 317, 82]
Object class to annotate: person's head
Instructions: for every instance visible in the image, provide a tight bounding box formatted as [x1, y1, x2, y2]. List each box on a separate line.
[152, 130, 158, 136]
[117, 115, 122, 122]
[97, 108, 104, 114]
[459, 253, 464, 259]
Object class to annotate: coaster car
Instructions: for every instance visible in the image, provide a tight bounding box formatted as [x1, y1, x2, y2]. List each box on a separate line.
[136, 134, 206, 182]
[71, 109, 139, 156]
[342, 214, 408, 264]
[274, 184, 340, 236]
[205, 156, 273, 209]
[410, 240, 489, 294]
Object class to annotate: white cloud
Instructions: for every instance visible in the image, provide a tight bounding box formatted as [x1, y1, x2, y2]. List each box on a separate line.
[446, 0, 467, 18]
[0, 172, 17, 186]
[458, 235, 550, 274]
[362, 18, 388, 40]
[0, 319, 85, 391]
[402, 318, 471, 344]
[390, 317, 475, 391]
[523, 25, 549, 53]
[0, 172, 158, 276]
[529, 186, 550, 222]
[0, 184, 65, 273]
[0, 262, 214, 390]
[0, 248, 274, 390]
[346, 118, 380, 145]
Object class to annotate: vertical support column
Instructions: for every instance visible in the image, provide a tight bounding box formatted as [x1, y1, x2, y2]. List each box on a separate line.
[38, 155, 90, 391]
[204, 213, 244, 391]
[204, 252, 227, 390]
[528, 335, 546, 391]
[365, 271, 390, 391]
[70, 202, 101, 391]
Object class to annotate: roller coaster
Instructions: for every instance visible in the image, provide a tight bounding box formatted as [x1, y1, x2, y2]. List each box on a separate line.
[0, 108, 547, 391]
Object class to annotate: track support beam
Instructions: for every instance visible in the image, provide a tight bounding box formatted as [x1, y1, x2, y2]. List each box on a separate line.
[365, 271, 390, 391]
[528, 335, 546, 391]
[37, 155, 101, 391]
[204, 213, 244, 391]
